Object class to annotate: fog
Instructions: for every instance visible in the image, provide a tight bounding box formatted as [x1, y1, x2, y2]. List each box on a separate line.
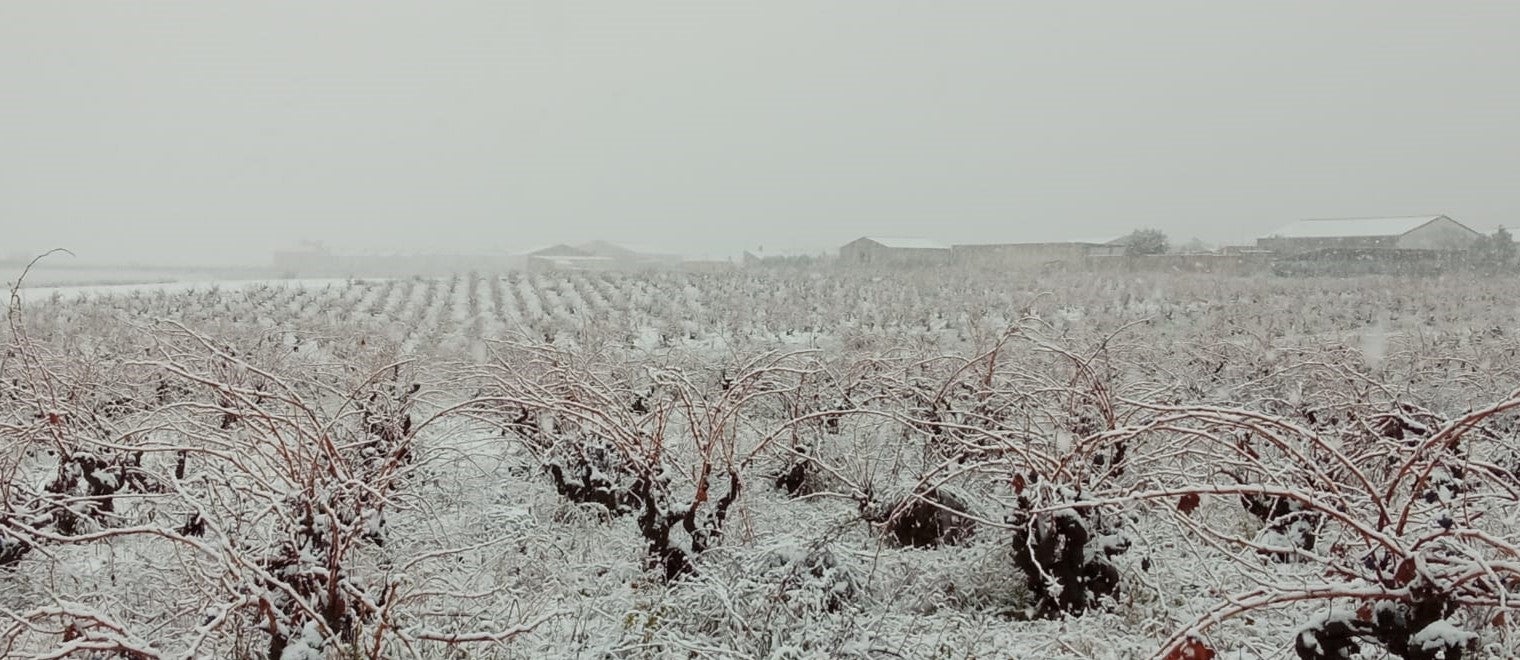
[3, 2, 1518, 267]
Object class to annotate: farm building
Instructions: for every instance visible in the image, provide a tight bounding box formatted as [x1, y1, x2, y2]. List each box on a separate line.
[1256, 215, 1481, 254]
[524, 244, 592, 259]
[575, 240, 684, 268]
[952, 237, 1127, 268]
[839, 237, 952, 266]
[521, 244, 616, 272]
[680, 258, 739, 273]
[1271, 248, 1458, 277]
[742, 248, 829, 268]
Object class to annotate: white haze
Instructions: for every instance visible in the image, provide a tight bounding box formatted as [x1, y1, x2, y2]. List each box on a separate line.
[3, 2, 1518, 266]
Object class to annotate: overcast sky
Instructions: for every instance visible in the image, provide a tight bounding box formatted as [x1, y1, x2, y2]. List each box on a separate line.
[3, 2, 1518, 265]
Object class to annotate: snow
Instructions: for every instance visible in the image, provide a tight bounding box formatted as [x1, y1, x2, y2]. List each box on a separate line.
[1361, 320, 1388, 369]
[279, 621, 325, 660]
[6, 269, 1520, 658]
[13, 278, 364, 303]
[1411, 620, 1477, 652]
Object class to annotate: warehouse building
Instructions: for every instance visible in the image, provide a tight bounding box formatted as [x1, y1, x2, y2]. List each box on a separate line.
[1256, 215, 1481, 255]
[839, 237, 952, 266]
[951, 237, 1127, 268]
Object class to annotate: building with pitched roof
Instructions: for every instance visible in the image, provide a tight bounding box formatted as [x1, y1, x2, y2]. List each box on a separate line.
[572, 240, 684, 268]
[839, 237, 952, 266]
[951, 236, 1128, 268]
[1257, 215, 1480, 254]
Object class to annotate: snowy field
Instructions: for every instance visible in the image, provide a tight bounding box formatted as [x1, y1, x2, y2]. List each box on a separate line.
[4, 262, 279, 289]
[2, 269, 1518, 659]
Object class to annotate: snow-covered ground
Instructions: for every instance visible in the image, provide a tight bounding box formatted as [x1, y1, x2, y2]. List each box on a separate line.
[14, 277, 365, 302]
[1, 269, 1517, 659]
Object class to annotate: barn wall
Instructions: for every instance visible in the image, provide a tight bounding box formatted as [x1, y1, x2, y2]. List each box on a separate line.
[1257, 235, 1396, 254]
[1397, 218, 1481, 250]
[878, 247, 951, 266]
[840, 240, 950, 266]
[838, 239, 880, 265]
[952, 243, 1090, 268]
[1087, 254, 1272, 275]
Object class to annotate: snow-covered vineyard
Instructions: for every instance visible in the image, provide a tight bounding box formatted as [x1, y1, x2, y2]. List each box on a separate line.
[4, 269, 1520, 659]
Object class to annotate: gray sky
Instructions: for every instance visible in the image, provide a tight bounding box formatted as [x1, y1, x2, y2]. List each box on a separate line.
[3, 2, 1518, 265]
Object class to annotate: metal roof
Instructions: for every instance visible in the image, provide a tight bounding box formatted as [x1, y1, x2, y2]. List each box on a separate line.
[575, 240, 682, 258]
[1067, 236, 1128, 246]
[859, 237, 951, 250]
[1264, 215, 1448, 239]
[520, 244, 591, 257]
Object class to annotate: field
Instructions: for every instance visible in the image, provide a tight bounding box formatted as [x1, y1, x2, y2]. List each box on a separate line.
[3, 268, 1520, 659]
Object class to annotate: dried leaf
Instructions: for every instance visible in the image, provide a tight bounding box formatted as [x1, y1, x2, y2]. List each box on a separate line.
[1178, 493, 1201, 515]
[1165, 638, 1216, 660]
[1395, 558, 1417, 585]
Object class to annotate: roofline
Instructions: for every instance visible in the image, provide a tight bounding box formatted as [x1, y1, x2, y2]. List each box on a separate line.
[950, 240, 1114, 248]
[1396, 216, 1441, 238]
[850, 236, 951, 250]
[1405, 215, 1481, 238]
[1299, 214, 1446, 222]
[1311, 214, 1476, 239]
[1265, 214, 1482, 240]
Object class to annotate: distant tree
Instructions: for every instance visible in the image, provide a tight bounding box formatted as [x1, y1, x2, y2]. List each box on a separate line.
[1123, 228, 1169, 257]
[1491, 226, 1515, 266]
[1471, 227, 1515, 271]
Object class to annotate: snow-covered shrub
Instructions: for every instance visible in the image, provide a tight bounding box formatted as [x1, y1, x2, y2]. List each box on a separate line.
[1295, 596, 1473, 660]
[480, 342, 814, 581]
[1008, 485, 1131, 617]
[1241, 492, 1321, 561]
[861, 486, 978, 549]
[544, 435, 645, 517]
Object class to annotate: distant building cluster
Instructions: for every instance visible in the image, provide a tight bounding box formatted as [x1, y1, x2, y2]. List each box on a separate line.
[838, 236, 1129, 268]
[273, 215, 1491, 278]
[1255, 215, 1485, 276]
[834, 215, 1487, 275]
[1254, 215, 1479, 254]
[521, 241, 684, 272]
